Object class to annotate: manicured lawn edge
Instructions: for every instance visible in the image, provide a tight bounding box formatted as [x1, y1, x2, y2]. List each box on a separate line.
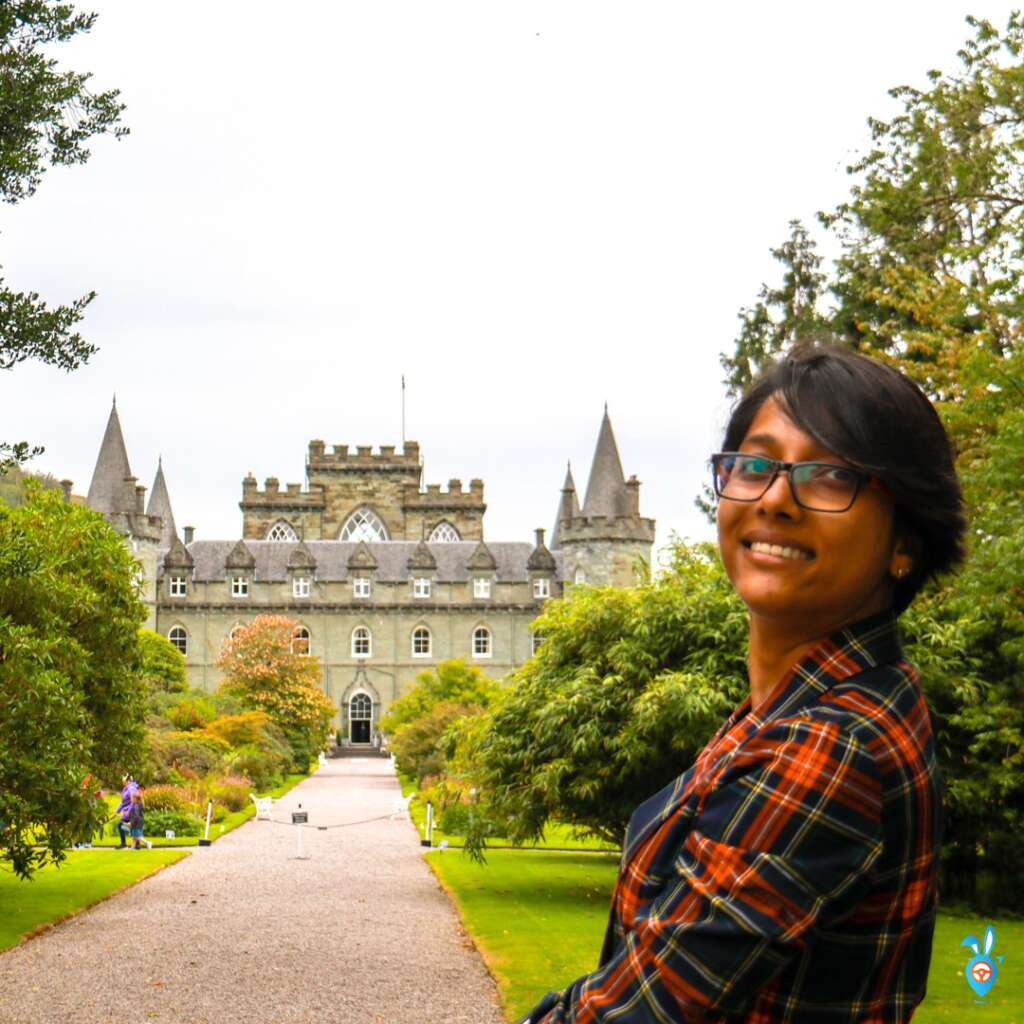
[0, 850, 190, 954]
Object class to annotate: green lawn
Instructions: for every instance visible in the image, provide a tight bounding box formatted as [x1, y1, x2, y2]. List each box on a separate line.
[427, 849, 1024, 1024]
[93, 772, 310, 848]
[0, 849, 189, 952]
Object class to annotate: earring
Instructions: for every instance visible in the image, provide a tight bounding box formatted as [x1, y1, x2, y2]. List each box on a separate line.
[894, 566, 910, 579]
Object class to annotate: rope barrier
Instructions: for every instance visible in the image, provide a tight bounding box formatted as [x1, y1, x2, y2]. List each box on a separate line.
[258, 812, 400, 830]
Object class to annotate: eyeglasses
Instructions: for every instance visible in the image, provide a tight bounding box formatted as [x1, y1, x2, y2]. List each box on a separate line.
[710, 452, 877, 513]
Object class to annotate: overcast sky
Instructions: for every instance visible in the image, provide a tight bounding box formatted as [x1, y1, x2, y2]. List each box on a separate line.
[4, 2, 1016, 559]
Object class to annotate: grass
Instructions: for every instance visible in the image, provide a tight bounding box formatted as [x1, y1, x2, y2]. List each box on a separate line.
[92, 772, 310, 848]
[427, 849, 1024, 1024]
[398, 773, 618, 853]
[0, 849, 189, 953]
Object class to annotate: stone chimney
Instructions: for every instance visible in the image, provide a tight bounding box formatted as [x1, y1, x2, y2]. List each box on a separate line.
[183, 525, 195, 545]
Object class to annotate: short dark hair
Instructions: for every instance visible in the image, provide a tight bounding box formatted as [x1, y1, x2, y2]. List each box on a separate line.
[722, 343, 966, 613]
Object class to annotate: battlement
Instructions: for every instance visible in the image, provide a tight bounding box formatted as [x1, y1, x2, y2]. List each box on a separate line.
[403, 478, 485, 508]
[558, 514, 656, 544]
[307, 439, 421, 469]
[241, 474, 325, 507]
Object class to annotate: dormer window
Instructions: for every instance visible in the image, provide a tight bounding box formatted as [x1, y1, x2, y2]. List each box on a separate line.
[473, 577, 491, 599]
[413, 578, 432, 599]
[169, 576, 187, 597]
[292, 576, 311, 598]
[232, 576, 249, 597]
[533, 578, 551, 599]
[353, 577, 371, 598]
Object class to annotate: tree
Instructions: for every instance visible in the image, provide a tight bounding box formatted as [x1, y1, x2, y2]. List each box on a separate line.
[379, 659, 500, 737]
[138, 627, 188, 694]
[0, 486, 147, 878]
[460, 544, 748, 855]
[1, 2, 127, 470]
[216, 615, 335, 770]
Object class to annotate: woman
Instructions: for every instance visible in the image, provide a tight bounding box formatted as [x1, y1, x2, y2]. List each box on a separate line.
[521, 344, 965, 1023]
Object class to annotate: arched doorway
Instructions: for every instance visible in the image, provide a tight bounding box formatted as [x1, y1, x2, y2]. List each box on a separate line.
[349, 692, 373, 744]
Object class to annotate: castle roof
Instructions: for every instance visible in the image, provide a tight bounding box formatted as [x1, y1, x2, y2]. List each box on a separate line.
[86, 399, 135, 516]
[407, 539, 438, 571]
[163, 535, 194, 569]
[169, 541, 565, 583]
[527, 529, 557, 572]
[581, 407, 629, 519]
[347, 541, 378, 571]
[146, 458, 177, 548]
[550, 462, 579, 550]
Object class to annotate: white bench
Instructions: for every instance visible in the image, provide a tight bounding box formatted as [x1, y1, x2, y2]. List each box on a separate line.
[391, 792, 415, 820]
[250, 795, 273, 820]
[318, 752, 328, 767]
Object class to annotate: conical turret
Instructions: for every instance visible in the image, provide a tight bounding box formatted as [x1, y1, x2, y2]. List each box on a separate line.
[87, 398, 135, 516]
[550, 462, 580, 550]
[146, 457, 178, 548]
[581, 405, 628, 519]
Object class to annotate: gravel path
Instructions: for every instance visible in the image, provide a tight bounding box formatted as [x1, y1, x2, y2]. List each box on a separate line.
[0, 758, 505, 1024]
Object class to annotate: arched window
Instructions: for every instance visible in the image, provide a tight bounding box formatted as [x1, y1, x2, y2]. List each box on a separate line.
[352, 625, 371, 658]
[229, 624, 244, 642]
[168, 625, 188, 656]
[472, 625, 492, 658]
[339, 508, 389, 543]
[266, 520, 298, 541]
[429, 521, 461, 543]
[411, 626, 432, 657]
[291, 625, 311, 656]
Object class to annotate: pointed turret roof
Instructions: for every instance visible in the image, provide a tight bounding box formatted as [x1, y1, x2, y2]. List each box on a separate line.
[87, 399, 135, 515]
[550, 462, 580, 549]
[467, 540, 497, 571]
[146, 458, 177, 548]
[225, 539, 256, 570]
[581, 406, 628, 519]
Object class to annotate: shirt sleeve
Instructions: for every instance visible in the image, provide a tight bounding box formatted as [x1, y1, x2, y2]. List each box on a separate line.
[532, 717, 884, 1023]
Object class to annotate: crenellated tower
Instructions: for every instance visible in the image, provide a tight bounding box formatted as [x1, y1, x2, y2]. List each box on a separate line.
[551, 407, 655, 587]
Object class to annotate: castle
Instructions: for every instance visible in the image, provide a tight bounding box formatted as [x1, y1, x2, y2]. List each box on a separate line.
[83, 403, 655, 745]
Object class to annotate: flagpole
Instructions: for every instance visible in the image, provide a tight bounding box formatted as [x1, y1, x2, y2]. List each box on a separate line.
[402, 374, 406, 445]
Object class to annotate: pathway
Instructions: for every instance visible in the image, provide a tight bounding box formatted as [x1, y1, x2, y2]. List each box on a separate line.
[0, 758, 506, 1024]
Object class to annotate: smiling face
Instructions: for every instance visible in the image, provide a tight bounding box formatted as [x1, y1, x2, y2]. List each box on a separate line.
[717, 395, 904, 636]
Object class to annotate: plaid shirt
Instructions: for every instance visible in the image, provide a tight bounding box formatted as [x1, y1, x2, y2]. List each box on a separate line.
[525, 611, 941, 1023]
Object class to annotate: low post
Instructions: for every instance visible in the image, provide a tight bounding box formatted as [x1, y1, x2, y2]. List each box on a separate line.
[421, 802, 434, 848]
[292, 805, 310, 860]
[199, 801, 213, 846]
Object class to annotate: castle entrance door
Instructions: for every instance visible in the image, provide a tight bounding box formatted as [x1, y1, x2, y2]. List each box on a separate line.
[349, 692, 372, 744]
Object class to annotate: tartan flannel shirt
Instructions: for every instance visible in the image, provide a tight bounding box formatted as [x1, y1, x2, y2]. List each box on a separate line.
[525, 611, 941, 1024]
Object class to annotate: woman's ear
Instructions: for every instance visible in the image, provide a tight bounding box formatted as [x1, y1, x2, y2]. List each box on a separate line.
[889, 531, 921, 581]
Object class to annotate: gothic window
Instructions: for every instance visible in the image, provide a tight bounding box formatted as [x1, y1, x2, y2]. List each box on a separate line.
[429, 521, 461, 543]
[473, 577, 491, 599]
[411, 626, 432, 657]
[574, 568, 587, 585]
[168, 625, 188, 656]
[352, 626, 371, 658]
[533, 578, 551, 599]
[169, 576, 187, 597]
[353, 577, 371, 598]
[267, 520, 298, 541]
[339, 508, 389, 543]
[292, 576, 311, 598]
[472, 626, 492, 658]
[412, 578, 432, 599]
[291, 625, 311, 656]
[231, 576, 249, 597]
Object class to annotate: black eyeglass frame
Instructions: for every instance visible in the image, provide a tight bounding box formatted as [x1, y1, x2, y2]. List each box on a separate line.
[709, 451, 882, 513]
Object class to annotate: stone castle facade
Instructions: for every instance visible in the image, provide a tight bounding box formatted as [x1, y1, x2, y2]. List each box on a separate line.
[83, 404, 655, 744]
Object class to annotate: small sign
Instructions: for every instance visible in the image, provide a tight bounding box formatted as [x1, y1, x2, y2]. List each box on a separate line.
[165, 830, 176, 839]
[292, 811, 308, 824]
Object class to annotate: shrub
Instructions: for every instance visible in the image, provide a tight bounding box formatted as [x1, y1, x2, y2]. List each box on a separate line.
[165, 696, 218, 731]
[229, 745, 285, 791]
[203, 710, 272, 748]
[145, 731, 229, 783]
[144, 810, 203, 836]
[142, 785, 193, 813]
[439, 802, 471, 835]
[209, 779, 253, 812]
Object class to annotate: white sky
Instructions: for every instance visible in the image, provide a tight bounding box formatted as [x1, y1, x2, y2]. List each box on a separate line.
[4, 2, 1016, 559]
